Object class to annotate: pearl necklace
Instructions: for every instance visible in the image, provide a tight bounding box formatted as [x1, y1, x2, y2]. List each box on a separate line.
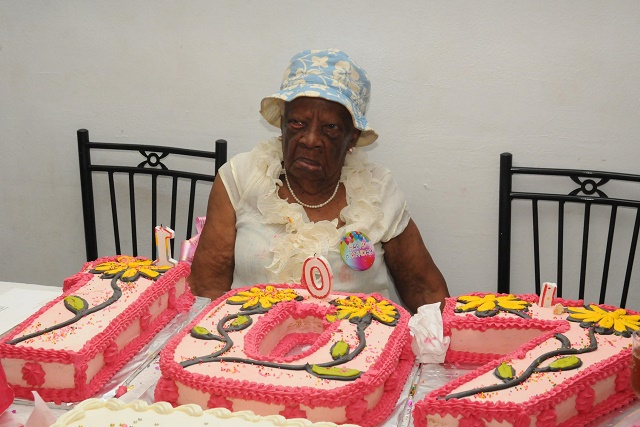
[283, 169, 340, 209]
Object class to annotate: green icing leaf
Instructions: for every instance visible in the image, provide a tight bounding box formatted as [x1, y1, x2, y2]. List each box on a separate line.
[495, 362, 515, 380]
[192, 326, 211, 336]
[311, 365, 360, 378]
[231, 315, 249, 327]
[64, 296, 87, 314]
[330, 340, 350, 360]
[549, 355, 581, 370]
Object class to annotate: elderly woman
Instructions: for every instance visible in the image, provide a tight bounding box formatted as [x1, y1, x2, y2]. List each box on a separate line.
[190, 49, 449, 313]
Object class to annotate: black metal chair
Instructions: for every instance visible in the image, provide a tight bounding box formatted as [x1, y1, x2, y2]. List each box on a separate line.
[78, 128, 227, 261]
[498, 152, 640, 308]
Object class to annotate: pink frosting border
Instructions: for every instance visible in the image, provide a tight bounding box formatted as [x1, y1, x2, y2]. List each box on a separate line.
[0, 256, 194, 403]
[243, 300, 340, 364]
[156, 284, 415, 427]
[413, 293, 638, 427]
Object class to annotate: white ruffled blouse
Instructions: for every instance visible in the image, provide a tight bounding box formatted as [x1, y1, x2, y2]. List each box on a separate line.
[218, 138, 411, 301]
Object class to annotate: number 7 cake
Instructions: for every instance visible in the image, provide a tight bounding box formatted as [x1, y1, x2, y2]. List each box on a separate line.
[413, 293, 639, 427]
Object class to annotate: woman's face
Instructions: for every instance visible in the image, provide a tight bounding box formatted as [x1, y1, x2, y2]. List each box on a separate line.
[281, 97, 360, 184]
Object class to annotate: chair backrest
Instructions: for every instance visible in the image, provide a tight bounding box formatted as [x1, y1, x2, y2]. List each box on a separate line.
[77, 128, 227, 262]
[498, 152, 640, 308]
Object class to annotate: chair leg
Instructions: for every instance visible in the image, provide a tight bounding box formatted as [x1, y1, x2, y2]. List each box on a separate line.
[498, 153, 513, 294]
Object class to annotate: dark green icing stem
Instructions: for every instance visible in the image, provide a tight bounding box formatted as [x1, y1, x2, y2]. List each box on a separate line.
[8, 274, 123, 345]
[442, 328, 598, 400]
[180, 304, 371, 381]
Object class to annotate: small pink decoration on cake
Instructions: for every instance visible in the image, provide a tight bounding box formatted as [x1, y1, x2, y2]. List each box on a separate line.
[576, 386, 595, 414]
[538, 282, 557, 307]
[0, 362, 13, 414]
[139, 311, 152, 331]
[22, 362, 45, 387]
[114, 385, 128, 398]
[155, 378, 178, 404]
[345, 398, 367, 423]
[458, 416, 484, 427]
[103, 341, 119, 365]
[537, 409, 556, 427]
[301, 255, 333, 299]
[384, 369, 400, 391]
[154, 225, 177, 267]
[207, 393, 233, 411]
[279, 405, 307, 419]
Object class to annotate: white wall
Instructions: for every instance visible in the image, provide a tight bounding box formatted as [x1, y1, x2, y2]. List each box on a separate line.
[1, 1, 639, 305]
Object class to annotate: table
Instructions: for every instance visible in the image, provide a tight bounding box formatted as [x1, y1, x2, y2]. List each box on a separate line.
[2, 285, 639, 426]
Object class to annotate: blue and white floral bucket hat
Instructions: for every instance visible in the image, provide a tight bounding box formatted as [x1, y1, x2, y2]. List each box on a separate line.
[260, 49, 378, 147]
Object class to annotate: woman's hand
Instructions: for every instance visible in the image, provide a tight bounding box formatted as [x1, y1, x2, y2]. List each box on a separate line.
[189, 175, 236, 301]
[383, 219, 449, 313]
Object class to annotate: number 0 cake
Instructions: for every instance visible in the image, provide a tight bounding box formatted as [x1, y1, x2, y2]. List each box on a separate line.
[0, 256, 194, 403]
[155, 284, 414, 427]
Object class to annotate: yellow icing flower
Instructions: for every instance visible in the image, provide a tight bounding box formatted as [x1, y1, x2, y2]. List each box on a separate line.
[567, 305, 640, 336]
[455, 294, 531, 319]
[227, 286, 300, 310]
[456, 294, 530, 318]
[91, 256, 172, 281]
[332, 296, 398, 325]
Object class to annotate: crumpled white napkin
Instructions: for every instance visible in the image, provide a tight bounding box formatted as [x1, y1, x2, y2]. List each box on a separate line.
[408, 302, 450, 363]
[24, 392, 57, 427]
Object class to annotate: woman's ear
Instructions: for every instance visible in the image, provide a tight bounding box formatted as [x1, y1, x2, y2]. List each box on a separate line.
[350, 129, 361, 148]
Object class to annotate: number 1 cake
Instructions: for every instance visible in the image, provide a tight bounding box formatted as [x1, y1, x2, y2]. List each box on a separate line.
[0, 256, 194, 404]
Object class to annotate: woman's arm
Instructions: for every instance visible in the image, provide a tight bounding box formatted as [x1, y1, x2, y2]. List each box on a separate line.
[189, 175, 237, 300]
[383, 219, 449, 313]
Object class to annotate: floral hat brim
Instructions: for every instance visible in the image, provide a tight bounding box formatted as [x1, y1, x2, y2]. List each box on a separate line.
[260, 49, 378, 147]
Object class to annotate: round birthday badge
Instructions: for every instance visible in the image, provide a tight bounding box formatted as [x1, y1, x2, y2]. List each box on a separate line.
[340, 231, 375, 271]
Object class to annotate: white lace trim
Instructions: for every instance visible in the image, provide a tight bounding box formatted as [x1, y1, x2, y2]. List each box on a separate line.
[254, 138, 384, 283]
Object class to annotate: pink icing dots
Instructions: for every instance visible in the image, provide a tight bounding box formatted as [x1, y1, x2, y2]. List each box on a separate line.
[279, 405, 307, 419]
[208, 392, 233, 411]
[22, 362, 45, 387]
[345, 398, 368, 423]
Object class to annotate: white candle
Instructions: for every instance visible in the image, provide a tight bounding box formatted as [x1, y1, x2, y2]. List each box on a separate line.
[301, 256, 333, 299]
[538, 282, 557, 308]
[154, 225, 178, 267]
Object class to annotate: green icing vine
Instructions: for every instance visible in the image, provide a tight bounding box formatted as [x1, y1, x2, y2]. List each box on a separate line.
[181, 293, 399, 381]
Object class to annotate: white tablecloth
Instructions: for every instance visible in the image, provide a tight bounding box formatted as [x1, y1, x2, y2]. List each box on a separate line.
[1, 285, 639, 427]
